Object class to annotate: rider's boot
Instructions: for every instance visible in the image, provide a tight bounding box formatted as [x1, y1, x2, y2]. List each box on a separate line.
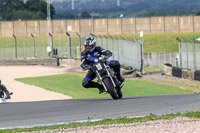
[94, 82, 104, 94]
[112, 61, 125, 83]
[83, 81, 104, 94]
[97, 84, 104, 94]
[4, 89, 11, 99]
[5, 92, 11, 99]
[116, 74, 125, 83]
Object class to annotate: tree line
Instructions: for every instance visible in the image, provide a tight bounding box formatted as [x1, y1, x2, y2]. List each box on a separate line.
[53, 0, 200, 19]
[0, 0, 55, 21]
[0, 0, 200, 21]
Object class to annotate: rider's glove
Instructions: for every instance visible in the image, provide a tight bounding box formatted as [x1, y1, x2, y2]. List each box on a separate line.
[81, 65, 89, 71]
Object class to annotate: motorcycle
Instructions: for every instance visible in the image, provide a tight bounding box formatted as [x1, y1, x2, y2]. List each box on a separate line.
[88, 55, 123, 100]
[0, 84, 13, 103]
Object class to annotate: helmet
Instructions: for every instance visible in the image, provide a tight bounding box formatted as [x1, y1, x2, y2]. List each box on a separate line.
[84, 37, 96, 52]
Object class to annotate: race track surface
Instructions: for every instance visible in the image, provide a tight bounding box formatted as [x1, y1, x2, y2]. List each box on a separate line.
[1, 94, 200, 129]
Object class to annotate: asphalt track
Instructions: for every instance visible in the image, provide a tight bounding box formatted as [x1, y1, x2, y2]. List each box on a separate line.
[1, 94, 200, 129]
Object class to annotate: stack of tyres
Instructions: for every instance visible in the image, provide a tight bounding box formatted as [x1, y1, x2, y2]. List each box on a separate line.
[195, 70, 200, 81]
[172, 67, 182, 78]
[164, 63, 172, 76]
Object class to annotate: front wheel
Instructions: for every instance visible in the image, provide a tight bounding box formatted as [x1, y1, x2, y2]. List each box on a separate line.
[113, 78, 123, 99]
[103, 78, 119, 100]
[117, 88, 123, 99]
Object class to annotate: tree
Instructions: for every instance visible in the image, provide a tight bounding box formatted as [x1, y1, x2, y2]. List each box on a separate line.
[55, 11, 75, 19]
[0, 0, 56, 20]
[25, 0, 55, 19]
[0, 0, 25, 20]
[81, 11, 91, 19]
[197, 12, 200, 16]
[12, 10, 46, 20]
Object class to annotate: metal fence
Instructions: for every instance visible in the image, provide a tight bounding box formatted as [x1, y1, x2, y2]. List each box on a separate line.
[144, 52, 178, 67]
[177, 37, 200, 70]
[0, 33, 144, 72]
[95, 35, 143, 71]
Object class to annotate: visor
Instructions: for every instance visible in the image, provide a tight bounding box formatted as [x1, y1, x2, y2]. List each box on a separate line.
[86, 45, 93, 49]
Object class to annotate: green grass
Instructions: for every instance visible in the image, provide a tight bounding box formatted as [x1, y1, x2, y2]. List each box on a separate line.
[114, 32, 200, 53]
[2, 111, 200, 133]
[16, 73, 192, 99]
[144, 66, 164, 73]
[0, 35, 81, 58]
[1, 33, 199, 57]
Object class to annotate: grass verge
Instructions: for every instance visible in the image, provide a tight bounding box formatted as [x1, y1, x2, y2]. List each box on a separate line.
[15, 72, 192, 99]
[2, 111, 200, 133]
[116, 32, 200, 53]
[143, 66, 164, 73]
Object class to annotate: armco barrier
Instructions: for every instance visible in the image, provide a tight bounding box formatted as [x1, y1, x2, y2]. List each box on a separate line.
[172, 67, 182, 78]
[195, 70, 200, 81]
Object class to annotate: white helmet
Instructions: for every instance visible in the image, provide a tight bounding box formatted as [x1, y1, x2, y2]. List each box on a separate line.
[84, 37, 96, 52]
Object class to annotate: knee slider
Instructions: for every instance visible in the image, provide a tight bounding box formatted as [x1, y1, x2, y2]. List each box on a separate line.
[114, 61, 120, 68]
[82, 81, 90, 88]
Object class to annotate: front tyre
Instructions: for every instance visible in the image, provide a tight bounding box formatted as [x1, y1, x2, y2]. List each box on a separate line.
[117, 88, 123, 99]
[113, 78, 123, 99]
[103, 78, 119, 100]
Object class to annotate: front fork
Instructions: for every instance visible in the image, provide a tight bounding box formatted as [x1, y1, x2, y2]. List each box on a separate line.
[96, 70, 108, 92]
[104, 64, 117, 88]
[95, 64, 118, 92]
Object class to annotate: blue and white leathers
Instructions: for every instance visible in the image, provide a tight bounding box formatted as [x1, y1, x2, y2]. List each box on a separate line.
[80, 46, 122, 89]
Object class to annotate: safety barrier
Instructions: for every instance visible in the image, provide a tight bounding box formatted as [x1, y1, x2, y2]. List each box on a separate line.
[172, 67, 182, 78]
[195, 70, 200, 81]
[164, 63, 200, 81]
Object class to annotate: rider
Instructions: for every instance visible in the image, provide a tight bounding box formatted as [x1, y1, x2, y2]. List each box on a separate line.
[80, 37, 125, 94]
[0, 80, 11, 99]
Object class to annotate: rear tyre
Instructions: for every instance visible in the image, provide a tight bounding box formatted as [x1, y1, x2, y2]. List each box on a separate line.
[103, 78, 119, 100]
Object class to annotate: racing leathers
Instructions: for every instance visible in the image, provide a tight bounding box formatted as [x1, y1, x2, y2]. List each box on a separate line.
[0, 80, 11, 99]
[80, 46, 124, 93]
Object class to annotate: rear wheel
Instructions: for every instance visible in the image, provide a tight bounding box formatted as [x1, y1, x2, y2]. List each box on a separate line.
[103, 78, 119, 100]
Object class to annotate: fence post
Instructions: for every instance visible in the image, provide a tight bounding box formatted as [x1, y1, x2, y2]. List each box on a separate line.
[164, 52, 166, 64]
[138, 39, 144, 74]
[176, 37, 182, 68]
[49, 33, 53, 57]
[76, 33, 82, 58]
[31, 33, 36, 58]
[66, 32, 71, 58]
[12, 34, 17, 58]
[114, 36, 120, 62]
[170, 53, 172, 65]
[147, 51, 150, 66]
[98, 35, 103, 47]
[192, 40, 197, 70]
[182, 38, 189, 69]
[108, 35, 114, 60]
[103, 35, 108, 49]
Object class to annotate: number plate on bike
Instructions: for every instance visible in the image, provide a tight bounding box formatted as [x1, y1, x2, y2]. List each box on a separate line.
[96, 63, 103, 70]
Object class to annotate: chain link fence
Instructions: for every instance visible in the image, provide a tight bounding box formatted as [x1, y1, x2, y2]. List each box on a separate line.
[177, 37, 200, 70]
[95, 35, 143, 71]
[0, 33, 144, 72]
[144, 52, 178, 67]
